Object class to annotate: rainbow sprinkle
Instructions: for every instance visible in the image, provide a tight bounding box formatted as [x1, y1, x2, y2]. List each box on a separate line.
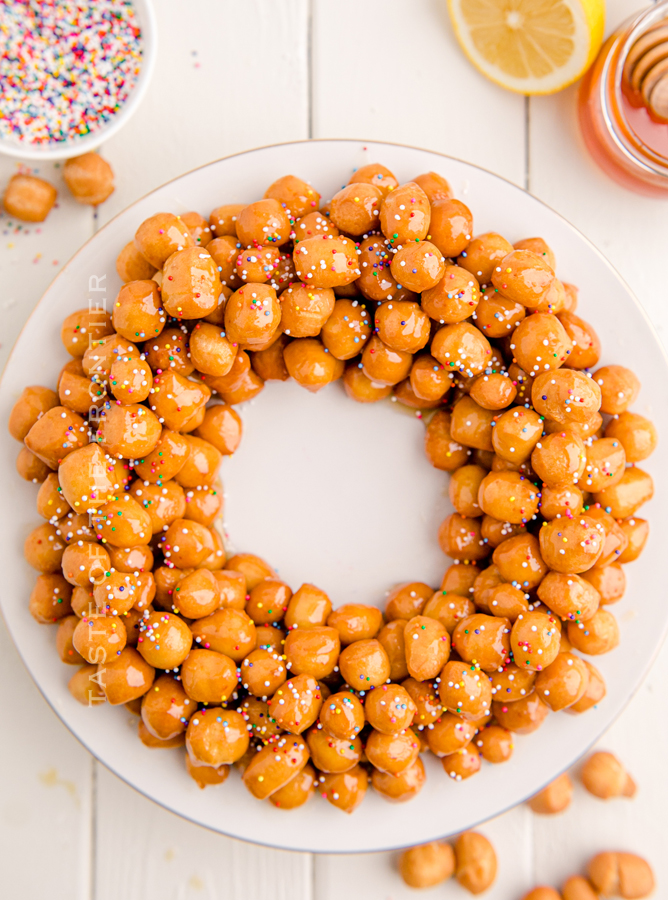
[0, 0, 143, 146]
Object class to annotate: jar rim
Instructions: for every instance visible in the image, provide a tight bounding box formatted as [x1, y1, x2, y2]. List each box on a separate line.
[604, 1, 668, 179]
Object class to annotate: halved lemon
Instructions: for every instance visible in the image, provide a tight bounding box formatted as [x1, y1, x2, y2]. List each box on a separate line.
[448, 0, 605, 95]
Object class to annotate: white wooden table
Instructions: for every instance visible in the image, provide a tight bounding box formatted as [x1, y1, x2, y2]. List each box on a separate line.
[1, 1, 666, 897]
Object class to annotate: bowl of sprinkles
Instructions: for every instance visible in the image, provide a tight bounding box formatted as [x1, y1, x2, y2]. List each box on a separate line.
[0, 0, 156, 160]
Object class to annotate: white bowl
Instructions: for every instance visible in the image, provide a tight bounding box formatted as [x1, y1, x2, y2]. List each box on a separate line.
[0, 0, 157, 161]
[1, 139, 666, 853]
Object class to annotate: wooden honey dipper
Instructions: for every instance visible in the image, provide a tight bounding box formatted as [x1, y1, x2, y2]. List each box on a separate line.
[623, 20, 668, 122]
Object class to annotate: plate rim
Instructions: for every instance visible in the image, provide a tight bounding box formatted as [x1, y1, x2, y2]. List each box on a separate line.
[2, 137, 667, 854]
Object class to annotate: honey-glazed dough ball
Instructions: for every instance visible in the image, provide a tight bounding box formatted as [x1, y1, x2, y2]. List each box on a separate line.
[617, 516, 649, 563]
[8, 385, 59, 443]
[432, 322, 492, 377]
[284, 626, 340, 680]
[410, 354, 451, 402]
[511, 611, 561, 671]
[449, 465, 486, 518]
[293, 235, 360, 288]
[60, 307, 115, 359]
[268, 763, 316, 810]
[535, 652, 589, 710]
[539, 516, 604, 573]
[438, 513, 489, 562]
[284, 337, 344, 392]
[363, 683, 416, 735]
[144, 326, 193, 376]
[3, 172, 57, 222]
[458, 232, 513, 283]
[234, 244, 282, 284]
[372, 756, 426, 802]
[224, 283, 281, 346]
[379, 182, 430, 244]
[428, 198, 473, 258]
[116, 241, 156, 283]
[37, 473, 72, 521]
[97, 402, 161, 460]
[179, 210, 212, 247]
[568, 608, 620, 655]
[493, 692, 550, 734]
[318, 764, 369, 814]
[421, 265, 480, 324]
[208, 234, 242, 290]
[426, 712, 476, 757]
[329, 183, 382, 235]
[24, 521, 66, 574]
[410, 171, 451, 204]
[268, 673, 323, 734]
[492, 406, 543, 463]
[474, 286, 526, 339]
[441, 743, 482, 782]
[537, 571, 600, 622]
[492, 249, 554, 308]
[82, 333, 138, 383]
[424, 409, 471, 471]
[100, 646, 154, 704]
[190, 607, 255, 661]
[582, 562, 625, 605]
[161, 518, 215, 568]
[62, 153, 113, 205]
[513, 236, 556, 270]
[264, 174, 319, 219]
[243, 733, 310, 799]
[532, 431, 587, 488]
[188, 323, 236, 376]
[450, 396, 495, 451]
[478, 471, 540, 524]
[24, 406, 87, 469]
[226, 552, 276, 590]
[251, 333, 289, 381]
[29, 573, 72, 623]
[423, 590, 476, 634]
[149, 371, 210, 433]
[94, 494, 152, 547]
[365, 727, 420, 776]
[319, 690, 365, 741]
[361, 334, 412, 386]
[186, 707, 249, 767]
[490, 661, 536, 702]
[282, 583, 330, 630]
[384, 581, 433, 621]
[438, 660, 492, 720]
[180, 648, 237, 704]
[348, 163, 398, 197]
[240, 647, 287, 698]
[532, 369, 602, 427]
[279, 284, 335, 338]
[511, 312, 573, 374]
[605, 412, 657, 463]
[389, 241, 445, 292]
[576, 437, 626, 493]
[162, 247, 222, 319]
[593, 365, 641, 416]
[135, 212, 193, 269]
[539, 483, 583, 520]
[209, 203, 246, 237]
[452, 613, 511, 672]
[141, 673, 195, 740]
[306, 726, 362, 774]
[592, 467, 653, 519]
[399, 841, 456, 888]
[133, 430, 189, 484]
[375, 299, 431, 353]
[236, 198, 291, 246]
[475, 724, 514, 763]
[454, 832, 498, 895]
[137, 611, 192, 669]
[557, 310, 601, 369]
[293, 210, 339, 243]
[112, 280, 164, 342]
[470, 370, 517, 410]
[404, 615, 451, 681]
[320, 298, 372, 359]
[108, 356, 153, 404]
[339, 639, 390, 689]
[481, 516, 526, 548]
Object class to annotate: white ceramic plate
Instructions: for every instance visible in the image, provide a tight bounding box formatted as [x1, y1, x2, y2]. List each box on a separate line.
[1, 140, 667, 854]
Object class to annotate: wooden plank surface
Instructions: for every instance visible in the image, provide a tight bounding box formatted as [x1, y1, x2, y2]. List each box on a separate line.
[1, 0, 667, 897]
